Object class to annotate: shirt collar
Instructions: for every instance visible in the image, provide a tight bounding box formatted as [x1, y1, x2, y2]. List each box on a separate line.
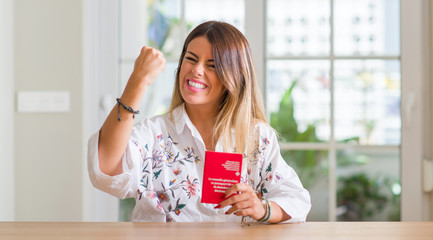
[172, 103, 193, 135]
[171, 103, 222, 152]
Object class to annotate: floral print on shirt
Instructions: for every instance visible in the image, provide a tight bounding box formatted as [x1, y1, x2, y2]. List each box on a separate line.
[246, 137, 281, 197]
[135, 132, 201, 221]
[138, 132, 282, 221]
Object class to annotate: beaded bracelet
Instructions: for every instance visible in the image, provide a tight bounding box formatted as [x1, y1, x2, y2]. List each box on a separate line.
[116, 98, 139, 121]
[257, 198, 271, 223]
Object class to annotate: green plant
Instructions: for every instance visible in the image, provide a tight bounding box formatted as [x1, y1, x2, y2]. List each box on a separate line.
[119, 198, 135, 222]
[270, 80, 400, 221]
[270, 81, 328, 189]
[270, 81, 319, 143]
[337, 173, 399, 221]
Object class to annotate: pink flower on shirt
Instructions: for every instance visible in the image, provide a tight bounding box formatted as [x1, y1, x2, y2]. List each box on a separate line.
[182, 175, 200, 198]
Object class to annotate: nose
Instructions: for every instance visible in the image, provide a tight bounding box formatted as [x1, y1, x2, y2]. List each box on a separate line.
[191, 63, 204, 76]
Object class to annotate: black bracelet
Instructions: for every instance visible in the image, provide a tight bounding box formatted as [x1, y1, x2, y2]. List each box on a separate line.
[116, 98, 139, 121]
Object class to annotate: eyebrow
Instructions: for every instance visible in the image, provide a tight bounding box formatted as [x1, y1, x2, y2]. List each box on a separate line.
[186, 51, 214, 62]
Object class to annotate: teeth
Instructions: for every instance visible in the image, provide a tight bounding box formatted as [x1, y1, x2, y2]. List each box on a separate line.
[188, 80, 206, 89]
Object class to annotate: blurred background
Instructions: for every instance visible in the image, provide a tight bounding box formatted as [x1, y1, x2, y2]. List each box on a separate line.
[0, 0, 432, 222]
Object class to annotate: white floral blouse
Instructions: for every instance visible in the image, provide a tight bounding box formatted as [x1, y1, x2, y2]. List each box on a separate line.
[88, 104, 311, 222]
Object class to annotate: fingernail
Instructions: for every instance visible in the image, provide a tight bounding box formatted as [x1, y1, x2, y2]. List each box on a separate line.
[225, 212, 229, 215]
[214, 205, 221, 209]
[224, 193, 234, 200]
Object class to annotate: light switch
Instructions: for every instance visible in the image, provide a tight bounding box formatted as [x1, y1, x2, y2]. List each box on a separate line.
[17, 91, 70, 113]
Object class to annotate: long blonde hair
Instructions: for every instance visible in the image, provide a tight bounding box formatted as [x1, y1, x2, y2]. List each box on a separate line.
[170, 21, 267, 156]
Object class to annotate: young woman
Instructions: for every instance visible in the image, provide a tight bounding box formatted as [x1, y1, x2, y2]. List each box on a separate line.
[88, 21, 311, 223]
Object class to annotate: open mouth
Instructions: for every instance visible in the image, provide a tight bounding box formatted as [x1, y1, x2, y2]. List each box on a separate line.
[187, 79, 207, 90]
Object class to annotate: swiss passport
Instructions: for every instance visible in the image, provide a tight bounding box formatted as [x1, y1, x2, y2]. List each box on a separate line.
[201, 151, 243, 204]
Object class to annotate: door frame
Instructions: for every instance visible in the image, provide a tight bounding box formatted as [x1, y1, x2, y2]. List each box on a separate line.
[0, 0, 15, 221]
[82, 0, 120, 221]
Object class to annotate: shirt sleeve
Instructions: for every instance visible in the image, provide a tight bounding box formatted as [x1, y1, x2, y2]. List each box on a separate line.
[87, 120, 156, 200]
[258, 127, 312, 223]
[87, 131, 140, 199]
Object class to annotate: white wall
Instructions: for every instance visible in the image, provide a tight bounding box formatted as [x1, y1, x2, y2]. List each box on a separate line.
[0, 0, 15, 221]
[13, 0, 83, 221]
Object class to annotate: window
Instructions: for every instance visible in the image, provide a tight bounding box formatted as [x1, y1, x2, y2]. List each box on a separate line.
[266, 0, 401, 221]
[111, 0, 425, 222]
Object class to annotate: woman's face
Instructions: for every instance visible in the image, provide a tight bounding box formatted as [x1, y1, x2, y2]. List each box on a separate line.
[179, 36, 225, 110]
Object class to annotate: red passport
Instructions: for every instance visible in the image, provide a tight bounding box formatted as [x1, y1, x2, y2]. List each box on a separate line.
[201, 151, 243, 204]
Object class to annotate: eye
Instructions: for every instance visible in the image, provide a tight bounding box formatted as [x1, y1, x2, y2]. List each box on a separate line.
[207, 64, 216, 69]
[185, 56, 197, 62]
